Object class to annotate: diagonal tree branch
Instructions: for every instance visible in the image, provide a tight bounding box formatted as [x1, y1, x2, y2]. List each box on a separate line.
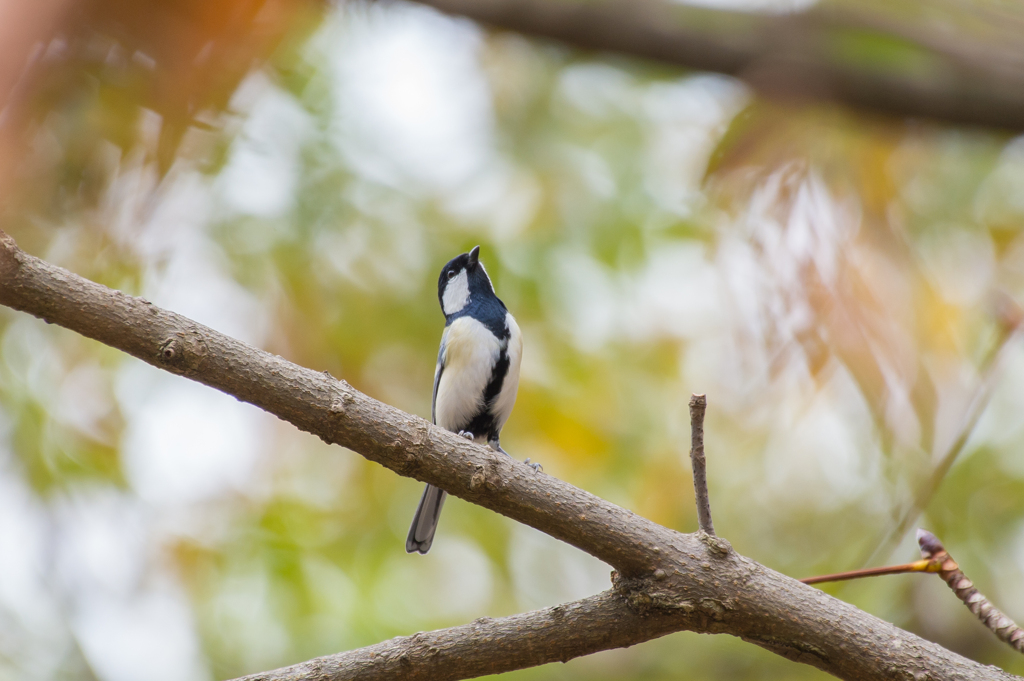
[0, 229, 1019, 681]
[408, 0, 1024, 130]
[235, 591, 685, 681]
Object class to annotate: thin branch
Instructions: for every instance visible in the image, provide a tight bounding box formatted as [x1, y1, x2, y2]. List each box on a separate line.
[1, 230, 1020, 681]
[800, 559, 940, 586]
[689, 393, 715, 536]
[410, 0, 1024, 130]
[918, 529, 1024, 655]
[803, 530, 1024, 655]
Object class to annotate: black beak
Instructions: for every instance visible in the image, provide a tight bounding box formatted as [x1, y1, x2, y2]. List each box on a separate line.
[467, 245, 480, 268]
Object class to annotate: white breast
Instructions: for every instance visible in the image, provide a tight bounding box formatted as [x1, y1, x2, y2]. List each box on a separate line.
[490, 312, 522, 432]
[435, 316, 502, 432]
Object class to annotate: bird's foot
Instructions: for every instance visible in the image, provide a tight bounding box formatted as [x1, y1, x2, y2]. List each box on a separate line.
[492, 443, 541, 471]
[458, 430, 475, 441]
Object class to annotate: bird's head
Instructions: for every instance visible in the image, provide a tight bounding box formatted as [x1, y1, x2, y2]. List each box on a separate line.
[438, 245, 494, 316]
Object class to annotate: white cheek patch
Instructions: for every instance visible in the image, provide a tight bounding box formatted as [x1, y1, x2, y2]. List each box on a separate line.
[442, 270, 470, 315]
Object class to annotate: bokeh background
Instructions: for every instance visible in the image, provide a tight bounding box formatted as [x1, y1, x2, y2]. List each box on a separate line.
[2, 0, 1024, 679]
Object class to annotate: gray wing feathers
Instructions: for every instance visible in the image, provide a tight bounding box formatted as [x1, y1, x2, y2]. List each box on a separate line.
[407, 332, 448, 555]
[431, 330, 447, 425]
[406, 484, 447, 554]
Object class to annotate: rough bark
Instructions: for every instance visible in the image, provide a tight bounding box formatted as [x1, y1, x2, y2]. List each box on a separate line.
[0, 230, 1018, 681]
[235, 591, 683, 681]
[408, 0, 1024, 131]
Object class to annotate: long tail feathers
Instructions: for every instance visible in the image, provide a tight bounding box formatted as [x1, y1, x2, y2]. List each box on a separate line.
[406, 484, 447, 554]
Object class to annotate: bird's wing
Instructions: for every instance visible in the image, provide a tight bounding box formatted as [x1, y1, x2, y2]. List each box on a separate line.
[490, 311, 523, 432]
[431, 325, 449, 425]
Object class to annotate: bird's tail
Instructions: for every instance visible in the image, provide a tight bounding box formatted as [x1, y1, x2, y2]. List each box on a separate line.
[406, 483, 447, 554]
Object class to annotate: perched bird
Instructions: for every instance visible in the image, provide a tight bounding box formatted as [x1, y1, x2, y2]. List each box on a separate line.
[406, 245, 524, 554]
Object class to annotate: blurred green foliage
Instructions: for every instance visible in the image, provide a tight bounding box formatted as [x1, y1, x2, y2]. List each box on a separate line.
[2, 2, 1024, 681]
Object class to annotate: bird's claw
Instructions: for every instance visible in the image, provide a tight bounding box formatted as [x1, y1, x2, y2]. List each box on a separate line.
[458, 430, 475, 441]
[524, 458, 543, 473]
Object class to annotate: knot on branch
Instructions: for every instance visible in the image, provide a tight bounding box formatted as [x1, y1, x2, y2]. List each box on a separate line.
[469, 459, 502, 493]
[317, 380, 356, 446]
[612, 572, 696, 617]
[328, 384, 355, 417]
[699, 531, 732, 556]
[698, 598, 726, 620]
[405, 421, 432, 467]
[157, 332, 209, 372]
[0, 231, 24, 280]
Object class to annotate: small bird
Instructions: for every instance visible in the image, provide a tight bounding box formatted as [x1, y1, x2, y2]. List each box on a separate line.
[406, 245, 524, 554]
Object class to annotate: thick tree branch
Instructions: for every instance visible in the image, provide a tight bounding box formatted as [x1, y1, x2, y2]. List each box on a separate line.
[408, 0, 1024, 130]
[235, 591, 686, 681]
[0, 230, 657, 576]
[0, 230, 1019, 681]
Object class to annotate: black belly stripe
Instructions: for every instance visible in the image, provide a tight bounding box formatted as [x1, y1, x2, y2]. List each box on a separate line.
[463, 346, 510, 441]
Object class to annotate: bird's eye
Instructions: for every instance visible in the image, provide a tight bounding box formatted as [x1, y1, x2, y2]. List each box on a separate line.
[447, 270, 456, 280]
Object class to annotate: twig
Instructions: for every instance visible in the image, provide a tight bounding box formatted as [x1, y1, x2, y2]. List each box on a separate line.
[917, 529, 1024, 655]
[802, 530, 1024, 655]
[800, 559, 941, 585]
[689, 393, 715, 536]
